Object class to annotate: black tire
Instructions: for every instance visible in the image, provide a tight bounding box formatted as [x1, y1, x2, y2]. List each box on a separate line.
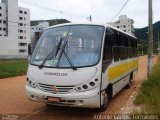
[98, 89, 109, 112]
[125, 73, 133, 89]
[125, 79, 131, 89]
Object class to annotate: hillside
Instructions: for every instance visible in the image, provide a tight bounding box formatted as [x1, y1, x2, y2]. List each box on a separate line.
[31, 19, 70, 26]
[134, 21, 160, 41]
[134, 21, 160, 54]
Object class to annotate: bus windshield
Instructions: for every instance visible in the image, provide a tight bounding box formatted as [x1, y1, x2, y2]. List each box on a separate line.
[30, 25, 105, 68]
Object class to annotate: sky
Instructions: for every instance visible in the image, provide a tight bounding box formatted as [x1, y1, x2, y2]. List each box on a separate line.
[17, 0, 160, 28]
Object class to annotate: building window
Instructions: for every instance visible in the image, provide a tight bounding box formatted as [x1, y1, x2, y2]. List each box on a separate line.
[0, 34, 2, 36]
[19, 23, 23, 26]
[19, 50, 26, 53]
[0, 27, 1, 30]
[124, 30, 126, 32]
[0, 20, 1, 23]
[19, 30, 23, 33]
[3, 20, 6, 24]
[117, 26, 119, 28]
[0, 7, 2, 10]
[123, 25, 126, 28]
[19, 17, 23, 20]
[18, 36, 23, 39]
[3, 28, 6, 31]
[19, 43, 27, 46]
[0, 13, 2, 16]
[24, 11, 27, 14]
[19, 10, 23, 14]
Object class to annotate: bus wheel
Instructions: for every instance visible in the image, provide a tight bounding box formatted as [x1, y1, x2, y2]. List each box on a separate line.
[125, 79, 131, 89]
[98, 90, 109, 112]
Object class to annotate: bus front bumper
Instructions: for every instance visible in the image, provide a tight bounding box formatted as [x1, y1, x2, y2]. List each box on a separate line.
[26, 85, 101, 108]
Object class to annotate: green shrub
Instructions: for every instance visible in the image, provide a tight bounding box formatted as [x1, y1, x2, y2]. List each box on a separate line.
[134, 59, 160, 114]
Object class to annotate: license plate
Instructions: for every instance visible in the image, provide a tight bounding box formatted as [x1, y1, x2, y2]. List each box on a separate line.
[47, 97, 61, 102]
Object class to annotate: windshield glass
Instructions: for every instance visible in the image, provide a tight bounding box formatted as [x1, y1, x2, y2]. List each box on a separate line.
[30, 25, 105, 68]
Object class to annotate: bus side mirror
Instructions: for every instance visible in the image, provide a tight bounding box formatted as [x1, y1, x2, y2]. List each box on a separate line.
[28, 43, 32, 55]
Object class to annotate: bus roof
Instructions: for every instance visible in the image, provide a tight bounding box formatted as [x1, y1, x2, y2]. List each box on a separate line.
[47, 22, 137, 39]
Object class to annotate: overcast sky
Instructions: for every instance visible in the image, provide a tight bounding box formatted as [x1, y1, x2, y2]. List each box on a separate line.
[18, 0, 160, 28]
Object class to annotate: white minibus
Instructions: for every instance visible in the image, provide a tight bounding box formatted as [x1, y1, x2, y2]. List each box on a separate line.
[26, 23, 138, 111]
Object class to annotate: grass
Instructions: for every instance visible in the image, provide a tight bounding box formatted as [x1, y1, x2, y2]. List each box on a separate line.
[134, 58, 160, 114]
[0, 59, 28, 79]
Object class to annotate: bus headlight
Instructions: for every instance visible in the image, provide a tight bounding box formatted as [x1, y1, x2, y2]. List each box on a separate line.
[75, 78, 100, 92]
[26, 78, 37, 88]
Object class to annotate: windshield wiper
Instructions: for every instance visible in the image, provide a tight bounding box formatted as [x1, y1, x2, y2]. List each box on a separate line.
[55, 38, 63, 56]
[63, 51, 77, 70]
[56, 37, 77, 70]
[39, 38, 63, 69]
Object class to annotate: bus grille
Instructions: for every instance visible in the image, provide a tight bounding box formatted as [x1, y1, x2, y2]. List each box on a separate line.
[38, 83, 75, 94]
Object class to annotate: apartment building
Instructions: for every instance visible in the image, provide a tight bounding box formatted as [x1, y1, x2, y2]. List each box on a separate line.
[0, 0, 30, 59]
[30, 22, 49, 52]
[108, 15, 134, 36]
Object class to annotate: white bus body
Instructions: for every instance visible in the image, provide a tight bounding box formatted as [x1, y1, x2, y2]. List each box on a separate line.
[26, 23, 138, 111]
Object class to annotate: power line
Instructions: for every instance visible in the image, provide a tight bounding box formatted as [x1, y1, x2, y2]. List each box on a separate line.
[19, 0, 61, 13]
[19, 0, 84, 19]
[111, 0, 130, 22]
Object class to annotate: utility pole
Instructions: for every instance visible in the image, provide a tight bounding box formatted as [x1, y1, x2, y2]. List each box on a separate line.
[87, 15, 92, 22]
[147, 0, 153, 78]
[158, 31, 160, 56]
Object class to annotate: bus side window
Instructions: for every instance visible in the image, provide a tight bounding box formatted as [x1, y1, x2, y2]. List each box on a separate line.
[113, 46, 120, 62]
[113, 31, 120, 62]
[128, 38, 133, 58]
[103, 34, 113, 61]
[102, 32, 113, 72]
[125, 36, 128, 47]
[120, 34, 125, 46]
[133, 39, 138, 57]
[119, 34, 128, 60]
[114, 32, 120, 46]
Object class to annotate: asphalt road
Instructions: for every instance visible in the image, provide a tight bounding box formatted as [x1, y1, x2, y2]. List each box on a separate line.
[0, 56, 158, 120]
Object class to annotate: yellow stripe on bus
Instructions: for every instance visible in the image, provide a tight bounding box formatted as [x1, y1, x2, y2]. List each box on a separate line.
[108, 59, 138, 81]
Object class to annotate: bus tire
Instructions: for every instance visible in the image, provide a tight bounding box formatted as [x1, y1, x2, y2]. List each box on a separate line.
[98, 89, 109, 112]
[125, 73, 133, 89]
[125, 79, 131, 89]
